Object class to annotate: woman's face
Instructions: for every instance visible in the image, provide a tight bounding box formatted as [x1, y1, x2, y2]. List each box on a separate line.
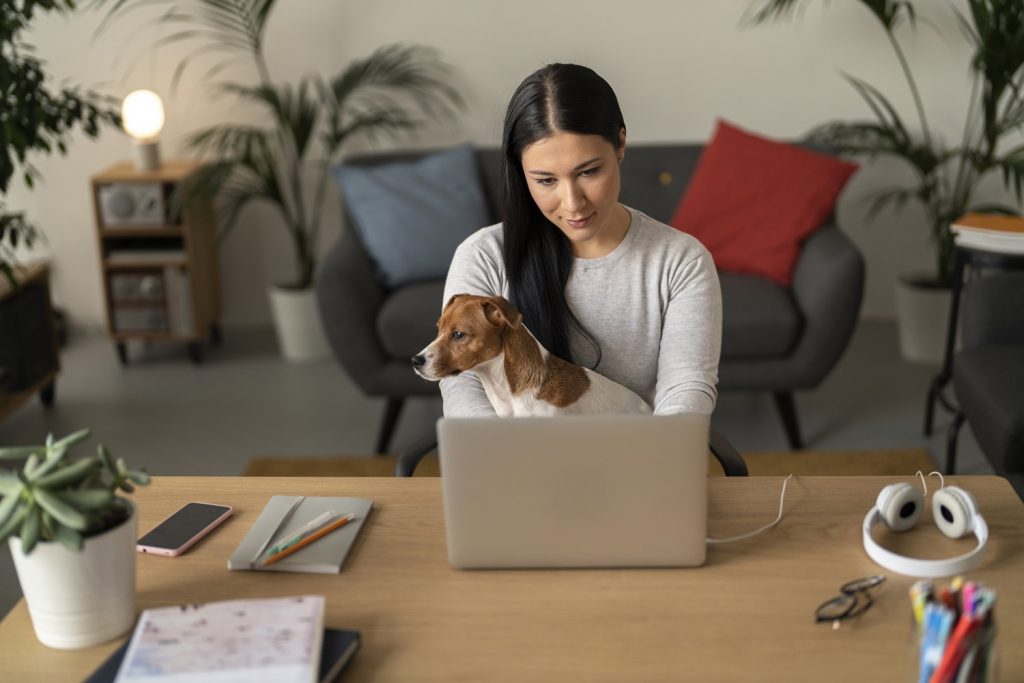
[520, 130, 627, 258]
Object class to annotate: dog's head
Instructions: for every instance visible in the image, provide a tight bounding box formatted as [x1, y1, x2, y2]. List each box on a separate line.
[411, 294, 523, 381]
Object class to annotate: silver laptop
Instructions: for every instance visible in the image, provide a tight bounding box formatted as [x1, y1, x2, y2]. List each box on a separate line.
[437, 413, 709, 569]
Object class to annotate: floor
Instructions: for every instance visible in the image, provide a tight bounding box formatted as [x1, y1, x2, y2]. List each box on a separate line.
[0, 320, 1008, 619]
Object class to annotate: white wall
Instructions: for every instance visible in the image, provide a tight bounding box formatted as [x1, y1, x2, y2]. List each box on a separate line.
[7, 0, 1010, 328]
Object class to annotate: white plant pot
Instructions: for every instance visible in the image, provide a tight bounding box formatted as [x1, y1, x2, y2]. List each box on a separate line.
[9, 503, 137, 650]
[268, 286, 331, 363]
[894, 276, 959, 365]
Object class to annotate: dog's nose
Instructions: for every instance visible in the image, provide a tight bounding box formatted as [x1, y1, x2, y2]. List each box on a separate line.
[411, 354, 426, 368]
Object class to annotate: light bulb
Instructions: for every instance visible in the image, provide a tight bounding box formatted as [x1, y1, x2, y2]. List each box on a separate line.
[121, 90, 165, 141]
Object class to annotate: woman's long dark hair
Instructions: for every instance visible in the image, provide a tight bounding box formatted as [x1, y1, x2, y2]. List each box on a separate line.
[500, 63, 625, 366]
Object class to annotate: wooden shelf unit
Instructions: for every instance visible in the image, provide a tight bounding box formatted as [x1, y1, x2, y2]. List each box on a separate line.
[91, 160, 221, 364]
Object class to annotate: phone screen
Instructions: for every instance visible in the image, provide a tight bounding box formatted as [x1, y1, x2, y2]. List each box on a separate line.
[138, 502, 231, 550]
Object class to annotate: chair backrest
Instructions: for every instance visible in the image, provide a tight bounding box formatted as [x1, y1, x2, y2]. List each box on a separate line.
[962, 272, 1024, 349]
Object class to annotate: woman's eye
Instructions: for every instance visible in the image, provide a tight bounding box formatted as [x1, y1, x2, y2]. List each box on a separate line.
[579, 167, 599, 177]
[534, 178, 556, 186]
[452, 331, 465, 340]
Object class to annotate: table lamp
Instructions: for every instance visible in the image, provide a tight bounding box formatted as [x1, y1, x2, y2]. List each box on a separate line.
[121, 89, 165, 171]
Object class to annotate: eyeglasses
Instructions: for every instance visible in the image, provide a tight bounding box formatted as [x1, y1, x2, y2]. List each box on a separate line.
[815, 575, 887, 630]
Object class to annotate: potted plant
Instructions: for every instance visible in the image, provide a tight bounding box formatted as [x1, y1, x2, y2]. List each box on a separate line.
[0, 429, 149, 649]
[748, 0, 1024, 362]
[1, 0, 119, 403]
[97, 0, 465, 361]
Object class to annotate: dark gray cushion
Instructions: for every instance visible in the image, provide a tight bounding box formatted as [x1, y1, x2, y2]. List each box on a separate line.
[719, 273, 802, 360]
[954, 345, 1024, 472]
[377, 281, 445, 359]
[332, 144, 490, 288]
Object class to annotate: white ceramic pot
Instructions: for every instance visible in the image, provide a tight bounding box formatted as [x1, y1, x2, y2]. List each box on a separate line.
[9, 503, 137, 650]
[894, 276, 959, 365]
[268, 286, 332, 363]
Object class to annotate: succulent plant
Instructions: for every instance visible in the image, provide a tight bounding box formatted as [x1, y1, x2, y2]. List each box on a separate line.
[0, 429, 149, 554]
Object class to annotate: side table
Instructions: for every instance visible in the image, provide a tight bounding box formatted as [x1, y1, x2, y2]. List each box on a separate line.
[923, 243, 1024, 470]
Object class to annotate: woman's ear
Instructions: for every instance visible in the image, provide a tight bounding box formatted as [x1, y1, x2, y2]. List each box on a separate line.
[618, 128, 627, 161]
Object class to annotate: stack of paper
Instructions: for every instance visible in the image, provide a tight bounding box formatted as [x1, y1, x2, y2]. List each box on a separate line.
[951, 213, 1024, 255]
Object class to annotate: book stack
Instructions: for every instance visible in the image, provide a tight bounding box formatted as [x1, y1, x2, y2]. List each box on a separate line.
[951, 213, 1024, 255]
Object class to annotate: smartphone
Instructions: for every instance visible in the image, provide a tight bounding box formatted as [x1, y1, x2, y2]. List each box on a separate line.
[137, 502, 233, 557]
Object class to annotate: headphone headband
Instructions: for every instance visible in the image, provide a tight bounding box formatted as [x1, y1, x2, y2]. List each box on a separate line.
[862, 508, 989, 578]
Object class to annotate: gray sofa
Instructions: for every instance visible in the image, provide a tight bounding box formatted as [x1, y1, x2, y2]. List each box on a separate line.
[316, 144, 865, 453]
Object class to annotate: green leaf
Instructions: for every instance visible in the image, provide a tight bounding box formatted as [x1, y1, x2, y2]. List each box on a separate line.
[53, 524, 83, 552]
[0, 489, 25, 529]
[126, 470, 151, 486]
[57, 489, 114, 510]
[0, 445, 45, 460]
[20, 506, 42, 554]
[0, 472, 24, 497]
[33, 457, 100, 489]
[33, 488, 89, 531]
[52, 428, 91, 451]
[98, 444, 116, 474]
[0, 506, 27, 545]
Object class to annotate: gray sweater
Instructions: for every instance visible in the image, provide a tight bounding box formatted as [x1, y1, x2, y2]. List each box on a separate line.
[440, 205, 722, 416]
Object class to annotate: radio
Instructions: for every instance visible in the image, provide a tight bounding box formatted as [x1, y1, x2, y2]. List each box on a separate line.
[98, 183, 166, 226]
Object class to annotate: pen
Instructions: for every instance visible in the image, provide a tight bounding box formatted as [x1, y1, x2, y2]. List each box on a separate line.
[259, 513, 357, 567]
[264, 511, 337, 557]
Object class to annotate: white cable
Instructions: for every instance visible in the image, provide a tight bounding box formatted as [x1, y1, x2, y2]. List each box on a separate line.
[706, 474, 793, 544]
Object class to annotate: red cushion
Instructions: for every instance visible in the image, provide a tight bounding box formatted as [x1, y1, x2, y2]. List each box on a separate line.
[670, 120, 858, 286]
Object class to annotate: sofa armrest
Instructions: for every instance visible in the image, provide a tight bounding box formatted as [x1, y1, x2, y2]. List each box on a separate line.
[786, 224, 865, 386]
[315, 227, 389, 393]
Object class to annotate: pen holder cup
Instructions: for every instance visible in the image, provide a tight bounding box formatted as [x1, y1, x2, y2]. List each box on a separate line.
[910, 616, 999, 682]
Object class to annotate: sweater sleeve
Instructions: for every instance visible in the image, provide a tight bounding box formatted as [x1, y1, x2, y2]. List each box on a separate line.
[438, 228, 503, 417]
[653, 244, 722, 415]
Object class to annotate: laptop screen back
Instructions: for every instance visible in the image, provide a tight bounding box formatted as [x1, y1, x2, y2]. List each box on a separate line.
[437, 414, 709, 569]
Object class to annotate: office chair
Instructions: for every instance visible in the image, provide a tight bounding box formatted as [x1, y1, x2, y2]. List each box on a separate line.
[394, 428, 749, 477]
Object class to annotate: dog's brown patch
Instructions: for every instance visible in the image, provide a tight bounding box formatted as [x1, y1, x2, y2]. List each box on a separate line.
[503, 325, 546, 394]
[537, 355, 591, 407]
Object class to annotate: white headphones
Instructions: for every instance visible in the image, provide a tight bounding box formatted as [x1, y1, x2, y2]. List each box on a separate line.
[862, 472, 988, 578]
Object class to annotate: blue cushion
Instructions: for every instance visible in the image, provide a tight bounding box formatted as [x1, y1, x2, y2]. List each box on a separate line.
[332, 144, 490, 288]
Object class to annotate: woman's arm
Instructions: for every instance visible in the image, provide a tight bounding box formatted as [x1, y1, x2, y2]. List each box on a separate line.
[653, 247, 722, 415]
[439, 228, 504, 417]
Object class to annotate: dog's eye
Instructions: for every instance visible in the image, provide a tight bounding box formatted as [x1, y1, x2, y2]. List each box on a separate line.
[451, 330, 465, 340]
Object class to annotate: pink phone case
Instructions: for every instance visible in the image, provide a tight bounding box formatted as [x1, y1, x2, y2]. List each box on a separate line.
[137, 503, 233, 557]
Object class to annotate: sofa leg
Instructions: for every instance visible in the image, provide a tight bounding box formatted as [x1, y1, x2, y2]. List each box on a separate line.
[772, 391, 804, 451]
[945, 411, 966, 475]
[376, 398, 405, 455]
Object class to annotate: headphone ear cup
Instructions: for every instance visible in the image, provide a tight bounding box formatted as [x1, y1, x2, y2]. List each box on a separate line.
[876, 483, 924, 532]
[932, 487, 977, 539]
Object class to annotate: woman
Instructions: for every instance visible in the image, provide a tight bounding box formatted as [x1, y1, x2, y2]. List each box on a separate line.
[441, 63, 721, 416]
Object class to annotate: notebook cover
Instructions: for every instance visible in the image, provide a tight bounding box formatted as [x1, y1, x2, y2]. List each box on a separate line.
[228, 496, 373, 574]
[85, 627, 360, 683]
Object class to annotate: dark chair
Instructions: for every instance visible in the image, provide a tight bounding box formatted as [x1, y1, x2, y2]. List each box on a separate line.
[946, 272, 1024, 475]
[394, 428, 749, 477]
[317, 145, 863, 453]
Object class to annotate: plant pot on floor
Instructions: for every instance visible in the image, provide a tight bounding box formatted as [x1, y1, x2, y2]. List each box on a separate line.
[9, 502, 137, 650]
[268, 286, 331, 362]
[894, 275, 960, 365]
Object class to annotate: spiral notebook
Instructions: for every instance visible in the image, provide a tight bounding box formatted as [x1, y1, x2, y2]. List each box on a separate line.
[228, 496, 373, 574]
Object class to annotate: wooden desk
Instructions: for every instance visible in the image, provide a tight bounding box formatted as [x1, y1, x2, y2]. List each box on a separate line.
[2, 476, 1022, 682]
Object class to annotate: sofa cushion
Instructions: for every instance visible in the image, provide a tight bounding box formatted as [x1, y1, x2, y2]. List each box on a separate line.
[333, 144, 490, 288]
[719, 272, 802, 360]
[378, 281, 446, 359]
[669, 119, 858, 286]
[953, 345, 1024, 472]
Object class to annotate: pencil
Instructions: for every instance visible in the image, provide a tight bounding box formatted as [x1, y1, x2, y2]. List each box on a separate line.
[259, 513, 356, 567]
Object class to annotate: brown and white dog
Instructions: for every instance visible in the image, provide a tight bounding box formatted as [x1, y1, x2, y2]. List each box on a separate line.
[412, 294, 652, 416]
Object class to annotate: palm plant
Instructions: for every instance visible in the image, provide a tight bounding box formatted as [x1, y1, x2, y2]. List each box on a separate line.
[747, 0, 1024, 284]
[96, 0, 464, 290]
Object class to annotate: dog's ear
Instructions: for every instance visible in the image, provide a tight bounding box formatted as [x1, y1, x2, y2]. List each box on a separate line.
[482, 296, 523, 329]
[443, 293, 468, 312]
